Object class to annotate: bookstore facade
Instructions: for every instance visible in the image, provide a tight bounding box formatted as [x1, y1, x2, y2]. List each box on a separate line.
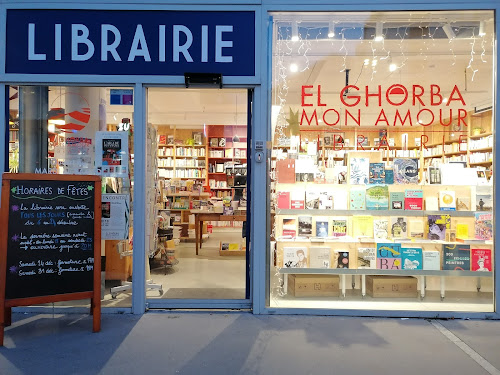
[0, 1, 499, 319]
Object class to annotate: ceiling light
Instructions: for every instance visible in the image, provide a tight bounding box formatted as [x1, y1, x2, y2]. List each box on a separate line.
[479, 21, 486, 36]
[48, 123, 56, 133]
[291, 21, 299, 42]
[290, 63, 298, 72]
[374, 22, 384, 42]
[389, 63, 397, 72]
[442, 24, 456, 39]
[364, 59, 370, 66]
[443, 97, 448, 103]
[328, 21, 335, 38]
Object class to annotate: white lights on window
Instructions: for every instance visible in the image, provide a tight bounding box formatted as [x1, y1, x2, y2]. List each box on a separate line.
[371, 59, 378, 67]
[291, 20, 299, 42]
[328, 21, 335, 38]
[389, 63, 397, 72]
[374, 22, 384, 41]
[290, 63, 298, 72]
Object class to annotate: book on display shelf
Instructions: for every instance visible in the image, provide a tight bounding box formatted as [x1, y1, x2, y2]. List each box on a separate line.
[332, 218, 348, 238]
[357, 247, 376, 269]
[298, 216, 313, 237]
[393, 158, 419, 184]
[385, 169, 394, 184]
[390, 217, 408, 239]
[277, 191, 290, 209]
[282, 217, 297, 237]
[334, 250, 350, 269]
[439, 191, 456, 211]
[276, 159, 296, 184]
[425, 196, 439, 211]
[476, 186, 493, 211]
[390, 192, 404, 210]
[283, 247, 309, 268]
[369, 163, 386, 184]
[319, 191, 333, 210]
[427, 215, 451, 241]
[290, 189, 305, 209]
[309, 247, 331, 268]
[305, 189, 320, 209]
[376, 243, 402, 270]
[423, 251, 441, 270]
[373, 219, 389, 240]
[443, 244, 471, 271]
[404, 189, 423, 210]
[349, 187, 366, 210]
[409, 219, 424, 239]
[456, 224, 469, 240]
[456, 196, 471, 211]
[366, 185, 389, 210]
[401, 247, 423, 270]
[333, 190, 349, 210]
[471, 249, 492, 272]
[474, 212, 492, 240]
[315, 218, 329, 238]
[350, 157, 369, 185]
[352, 216, 374, 238]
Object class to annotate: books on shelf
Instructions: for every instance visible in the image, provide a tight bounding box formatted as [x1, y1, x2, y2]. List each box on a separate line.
[427, 215, 451, 241]
[298, 216, 313, 237]
[456, 196, 471, 211]
[350, 187, 366, 210]
[290, 189, 305, 209]
[369, 163, 385, 184]
[443, 244, 470, 271]
[390, 217, 408, 239]
[334, 250, 350, 269]
[393, 158, 419, 184]
[471, 249, 492, 272]
[385, 169, 394, 184]
[350, 157, 369, 184]
[401, 247, 423, 270]
[352, 216, 374, 238]
[423, 251, 441, 270]
[404, 189, 423, 210]
[305, 189, 320, 209]
[315, 218, 329, 238]
[332, 218, 348, 238]
[277, 192, 290, 209]
[409, 219, 424, 239]
[474, 212, 492, 240]
[373, 219, 389, 240]
[377, 243, 402, 270]
[476, 186, 492, 211]
[357, 247, 376, 269]
[439, 191, 456, 211]
[282, 218, 297, 237]
[309, 247, 331, 268]
[283, 247, 309, 268]
[366, 185, 389, 210]
[319, 191, 333, 210]
[456, 224, 469, 240]
[390, 192, 404, 210]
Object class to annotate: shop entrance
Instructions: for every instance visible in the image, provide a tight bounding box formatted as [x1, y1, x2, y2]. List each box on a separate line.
[145, 88, 251, 305]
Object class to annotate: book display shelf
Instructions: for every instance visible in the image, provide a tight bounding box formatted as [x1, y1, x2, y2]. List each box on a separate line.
[271, 109, 494, 305]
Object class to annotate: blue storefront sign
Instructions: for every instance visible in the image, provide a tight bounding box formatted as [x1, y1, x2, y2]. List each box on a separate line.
[5, 10, 255, 76]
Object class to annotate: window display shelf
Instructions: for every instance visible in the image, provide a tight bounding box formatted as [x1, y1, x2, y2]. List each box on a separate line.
[278, 268, 492, 277]
[275, 236, 492, 246]
[276, 209, 477, 217]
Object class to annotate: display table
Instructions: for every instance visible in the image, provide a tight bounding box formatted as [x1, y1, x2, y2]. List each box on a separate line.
[192, 210, 246, 255]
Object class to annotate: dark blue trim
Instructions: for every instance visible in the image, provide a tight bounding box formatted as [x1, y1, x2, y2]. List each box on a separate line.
[245, 89, 253, 300]
[4, 86, 9, 173]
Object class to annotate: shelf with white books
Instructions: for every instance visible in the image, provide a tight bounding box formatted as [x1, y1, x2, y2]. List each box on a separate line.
[469, 147, 493, 153]
[275, 209, 477, 217]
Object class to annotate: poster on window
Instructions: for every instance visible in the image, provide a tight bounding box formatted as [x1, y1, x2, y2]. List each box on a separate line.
[101, 194, 130, 240]
[95, 131, 129, 177]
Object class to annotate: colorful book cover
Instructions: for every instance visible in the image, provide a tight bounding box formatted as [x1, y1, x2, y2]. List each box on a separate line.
[352, 216, 374, 238]
[390, 192, 404, 210]
[443, 244, 470, 271]
[439, 191, 456, 211]
[404, 189, 423, 210]
[376, 243, 402, 270]
[456, 197, 471, 211]
[393, 158, 419, 184]
[305, 189, 320, 209]
[298, 216, 313, 237]
[427, 215, 451, 240]
[309, 247, 331, 269]
[315, 218, 329, 238]
[476, 186, 493, 211]
[350, 187, 366, 210]
[350, 157, 369, 185]
[423, 251, 441, 270]
[366, 185, 389, 210]
[335, 250, 350, 269]
[385, 169, 394, 184]
[409, 219, 424, 239]
[319, 191, 333, 210]
[333, 190, 348, 210]
[282, 218, 297, 237]
[332, 218, 348, 238]
[456, 224, 469, 240]
[290, 189, 305, 209]
[373, 219, 389, 240]
[471, 249, 492, 272]
[401, 247, 423, 270]
[283, 247, 309, 268]
[357, 247, 376, 269]
[390, 217, 408, 238]
[475, 212, 492, 240]
[277, 192, 290, 209]
[369, 163, 386, 184]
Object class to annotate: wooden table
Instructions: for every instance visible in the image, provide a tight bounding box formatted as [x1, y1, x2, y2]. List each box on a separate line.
[193, 211, 246, 255]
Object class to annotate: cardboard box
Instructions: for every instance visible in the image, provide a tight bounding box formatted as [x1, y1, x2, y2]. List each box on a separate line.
[288, 274, 340, 297]
[366, 275, 418, 298]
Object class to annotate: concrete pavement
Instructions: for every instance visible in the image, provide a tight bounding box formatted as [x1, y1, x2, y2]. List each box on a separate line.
[0, 312, 499, 375]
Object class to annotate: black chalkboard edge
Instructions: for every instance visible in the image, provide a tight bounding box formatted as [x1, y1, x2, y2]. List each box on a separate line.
[0, 174, 102, 345]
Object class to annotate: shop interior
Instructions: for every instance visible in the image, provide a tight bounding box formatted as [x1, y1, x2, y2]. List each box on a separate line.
[269, 11, 495, 312]
[8, 86, 248, 307]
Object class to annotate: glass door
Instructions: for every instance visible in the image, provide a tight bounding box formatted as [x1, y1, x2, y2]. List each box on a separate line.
[146, 87, 250, 304]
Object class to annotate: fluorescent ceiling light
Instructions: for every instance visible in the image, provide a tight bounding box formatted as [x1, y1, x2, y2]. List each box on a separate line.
[389, 63, 397, 72]
[479, 21, 486, 36]
[374, 22, 384, 41]
[442, 24, 456, 39]
[328, 21, 335, 38]
[290, 63, 298, 72]
[291, 21, 299, 42]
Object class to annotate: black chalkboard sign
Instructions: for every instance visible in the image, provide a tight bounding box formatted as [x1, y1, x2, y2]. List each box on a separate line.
[0, 174, 102, 345]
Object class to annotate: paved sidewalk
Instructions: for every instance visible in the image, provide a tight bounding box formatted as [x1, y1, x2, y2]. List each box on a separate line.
[0, 312, 499, 375]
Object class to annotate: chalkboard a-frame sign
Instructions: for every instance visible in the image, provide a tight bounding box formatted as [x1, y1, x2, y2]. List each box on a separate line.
[0, 174, 102, 345]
